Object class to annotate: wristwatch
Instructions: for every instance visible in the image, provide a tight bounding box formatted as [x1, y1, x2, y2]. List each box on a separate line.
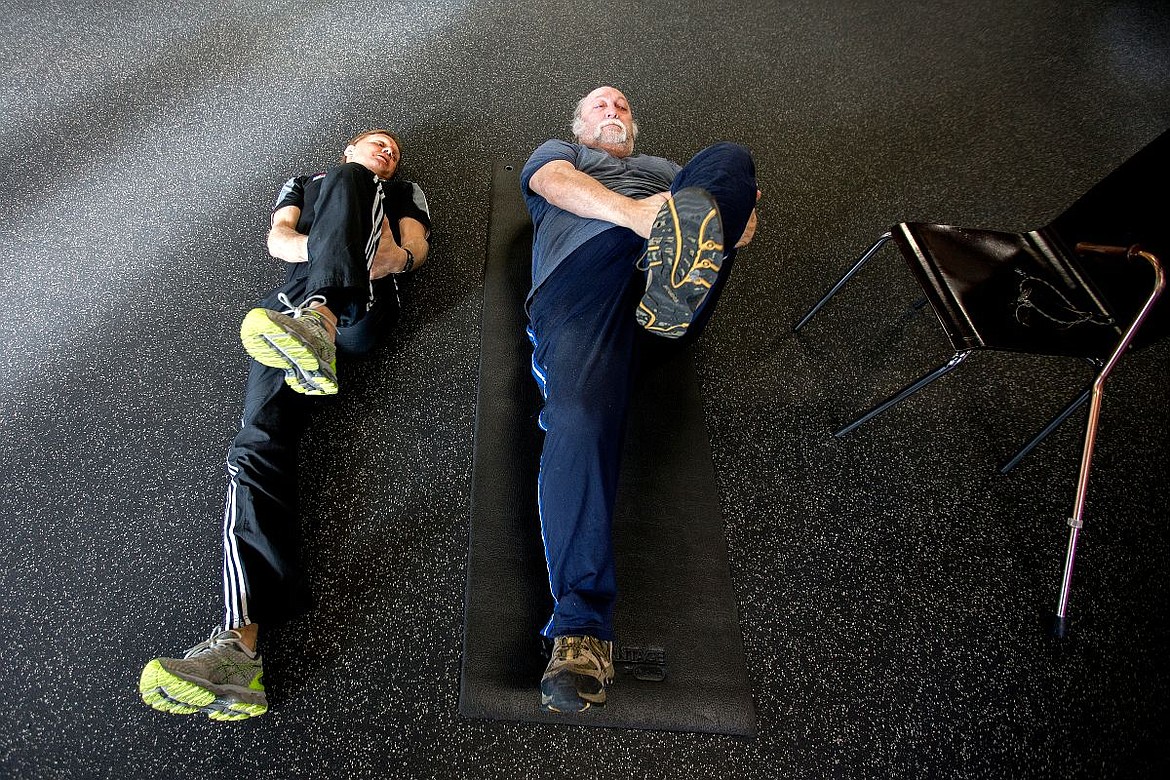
[399, 247, 415, 274]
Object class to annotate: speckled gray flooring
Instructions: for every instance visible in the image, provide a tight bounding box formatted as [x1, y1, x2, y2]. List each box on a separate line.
[1, 1, 1168, 778]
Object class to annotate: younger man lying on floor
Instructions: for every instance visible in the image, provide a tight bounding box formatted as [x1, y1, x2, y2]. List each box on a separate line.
[140, 129, 431, 721]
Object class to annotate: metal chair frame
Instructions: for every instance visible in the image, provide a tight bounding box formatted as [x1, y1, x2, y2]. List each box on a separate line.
[795, 231, 1105, 471]
[795, 235, 1164, 635]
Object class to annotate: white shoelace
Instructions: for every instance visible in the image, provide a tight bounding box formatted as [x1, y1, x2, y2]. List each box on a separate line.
[183, 628, 246, 658]
[276, 292, 328, 319]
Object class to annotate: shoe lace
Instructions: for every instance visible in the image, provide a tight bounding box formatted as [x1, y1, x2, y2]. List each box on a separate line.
[554, 636, 608, 665]
[183, 628, 245, 659]
[276, 292, 328, 320]
[554, 636, 583, 662]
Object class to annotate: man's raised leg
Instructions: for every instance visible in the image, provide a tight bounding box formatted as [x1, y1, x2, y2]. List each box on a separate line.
[637, 142, 758, 340]
[241, 162, 386, 395]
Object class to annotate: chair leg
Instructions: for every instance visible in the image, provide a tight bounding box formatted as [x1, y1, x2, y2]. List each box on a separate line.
[793, 232, 892, 332]
[1053, 382, 1107, 636]
[834, 350, 972, 437]
[999, 386, 1092, 474]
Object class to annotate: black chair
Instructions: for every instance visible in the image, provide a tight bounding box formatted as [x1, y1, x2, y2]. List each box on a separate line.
[793, 129, 1169, 636]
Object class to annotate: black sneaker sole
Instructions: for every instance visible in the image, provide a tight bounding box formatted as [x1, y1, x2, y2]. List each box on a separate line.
[636, 187, 724, 338]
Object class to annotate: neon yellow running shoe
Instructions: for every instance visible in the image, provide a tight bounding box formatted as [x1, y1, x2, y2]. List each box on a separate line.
[240, 293, 338, 395]
[139, 629, 267, 721]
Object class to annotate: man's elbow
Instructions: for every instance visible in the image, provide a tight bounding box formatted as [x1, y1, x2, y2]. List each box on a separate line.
[528, 161, 573, 200]
[267, 227, 303, 262]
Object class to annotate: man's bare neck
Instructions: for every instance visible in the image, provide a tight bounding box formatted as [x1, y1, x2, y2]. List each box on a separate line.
[579, 139, 634, 159]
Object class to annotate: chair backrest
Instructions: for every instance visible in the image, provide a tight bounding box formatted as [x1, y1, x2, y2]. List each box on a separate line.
[1046, 128, 1170, 348]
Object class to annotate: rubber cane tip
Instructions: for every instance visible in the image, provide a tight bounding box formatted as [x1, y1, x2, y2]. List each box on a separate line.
[1049, 612, 1071, 640]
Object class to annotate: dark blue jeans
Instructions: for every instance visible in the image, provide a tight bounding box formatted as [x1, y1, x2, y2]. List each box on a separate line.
[527, 142, 757, 640]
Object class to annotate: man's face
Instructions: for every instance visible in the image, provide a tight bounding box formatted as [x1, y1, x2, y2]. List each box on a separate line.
[576, 87, 634, 149]
[344, 133, 400, 179]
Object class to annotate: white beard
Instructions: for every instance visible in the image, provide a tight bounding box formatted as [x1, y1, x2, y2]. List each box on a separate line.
[593, 120, 628, 144]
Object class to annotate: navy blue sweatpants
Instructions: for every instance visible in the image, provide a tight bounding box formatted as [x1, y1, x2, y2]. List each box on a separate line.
[527, 142, 758, 640]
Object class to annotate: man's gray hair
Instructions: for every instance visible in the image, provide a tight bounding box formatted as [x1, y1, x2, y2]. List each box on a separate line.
[570, 92, 639, 141]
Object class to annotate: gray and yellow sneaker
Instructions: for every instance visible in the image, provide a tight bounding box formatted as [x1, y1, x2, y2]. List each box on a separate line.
[240, 293, 338, 395]
[540, 635, 615, 713]
[636, 186, 725, 339]
[139, 629, 267, 721]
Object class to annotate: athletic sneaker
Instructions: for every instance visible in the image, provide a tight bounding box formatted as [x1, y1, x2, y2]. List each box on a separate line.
[240, 293, 338, 395]
[139, 629, 267, 721]
[540, 635, 615, 713]
[636, 186, 725, 338]
[282, 359, 337, 396]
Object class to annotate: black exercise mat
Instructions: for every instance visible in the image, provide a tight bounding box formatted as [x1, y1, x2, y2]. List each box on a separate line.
[459, 160, 756, 735]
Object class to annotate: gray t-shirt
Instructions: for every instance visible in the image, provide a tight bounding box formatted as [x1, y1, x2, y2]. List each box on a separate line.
[521, 139, 681, 298]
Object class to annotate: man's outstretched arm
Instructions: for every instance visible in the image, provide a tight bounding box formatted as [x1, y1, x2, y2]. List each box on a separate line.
[528, 160, 666, 239]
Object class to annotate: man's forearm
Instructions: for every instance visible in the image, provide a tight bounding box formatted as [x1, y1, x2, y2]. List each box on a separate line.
[267, 224, 308, 263]
[369, 227, 429, 279]
[400, 236, 429, 270]
[530, 161, 662, 238]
